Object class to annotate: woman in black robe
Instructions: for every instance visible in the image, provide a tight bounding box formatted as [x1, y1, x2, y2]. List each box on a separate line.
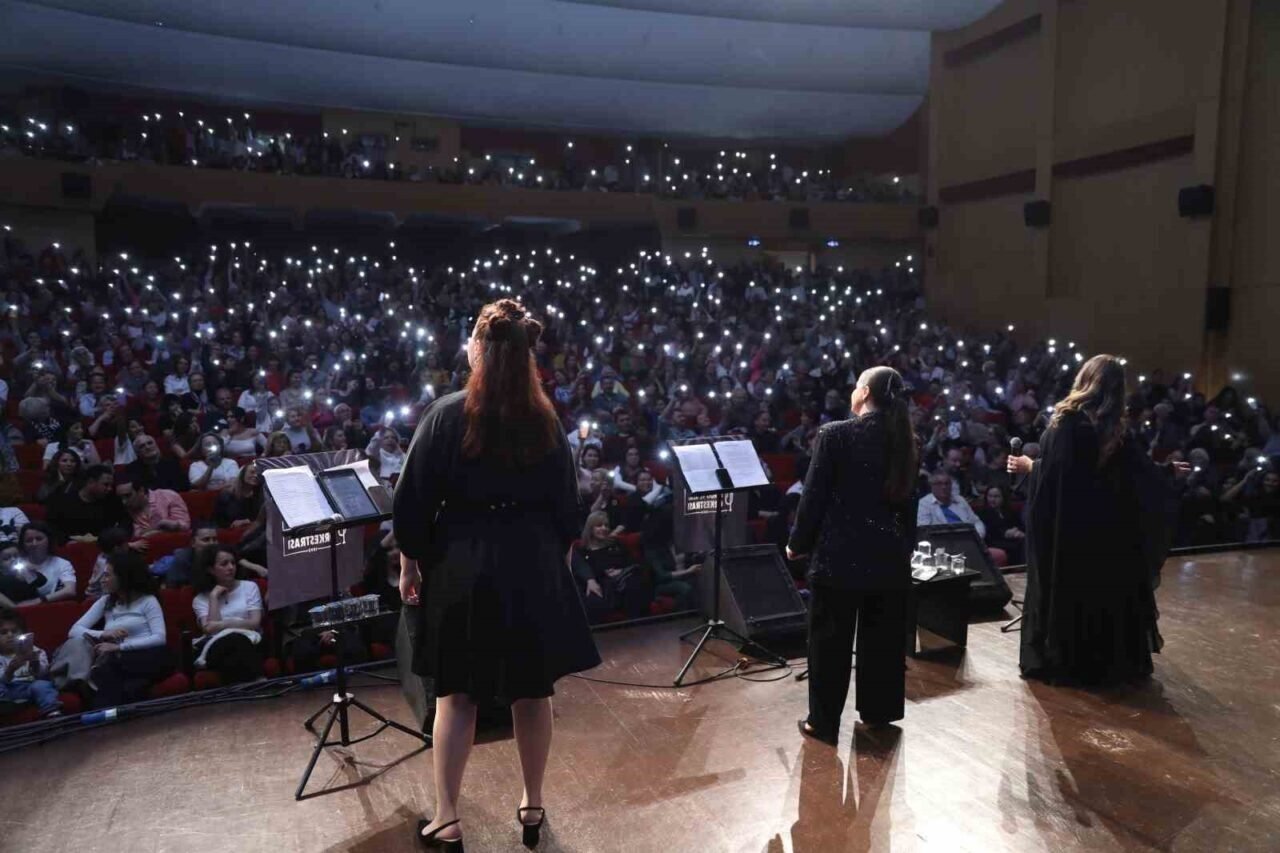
[1010, 355, 1186, 685]
[787, 367, 918, 744]
[395, 299, 600, 849]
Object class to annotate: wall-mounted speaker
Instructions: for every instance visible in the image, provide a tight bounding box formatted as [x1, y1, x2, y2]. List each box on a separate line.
[788, 207, 810, 230]
[676, 207, 697, 231]
[1023, 199, 1051, 228]
[61, 172, 92, 200]
[1204, 286, 1231, 332]
[918, 206, 939, 229]
[1178, 185, 1215, 218]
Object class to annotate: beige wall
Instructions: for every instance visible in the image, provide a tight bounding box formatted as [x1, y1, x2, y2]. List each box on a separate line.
[926, 0, 1253, 392]
[1225, 0, 1280, 402]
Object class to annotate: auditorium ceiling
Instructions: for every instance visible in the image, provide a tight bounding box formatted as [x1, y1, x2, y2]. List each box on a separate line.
[0, 0, 1003, 141]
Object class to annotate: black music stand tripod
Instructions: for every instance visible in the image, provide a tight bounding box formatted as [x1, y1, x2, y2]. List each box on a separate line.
[669, 439, 786, 686]
[294, 515, 430, 800]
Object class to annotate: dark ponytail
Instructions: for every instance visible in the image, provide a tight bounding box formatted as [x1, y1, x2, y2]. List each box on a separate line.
[859, 366, 917, 504]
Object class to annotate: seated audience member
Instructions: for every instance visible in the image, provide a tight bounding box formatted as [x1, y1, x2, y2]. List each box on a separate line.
[365, 425, 406, 485]
[264, 431, 293, 458]
[125, 434, 187, 493]
[0, 608, 62, 718]
[585, 468, 628, 530]
[917, 471, 986, 538]
[188, 433, 240, 491]
[748, 409, 781, 453]
[0, 504, 30, 547]
[104, 417, 146, 467]
[48, 465, 131, 542]
[976, 485, 1026, 564]
[1222, 467, 1280, 542]
[167, 412, 203, 461]
[360, 535, 401, 647]
[0, 522, 76, 606]
[191, 544, 264, 684]
[150, 522, 220, 587]
[572, 511, 650, 622]
[37, 449, 82, 504]
[221, 407, 265, 458]
[63, 551, 170, 708]
[84, 527, 132, 599]
[616, 446, 646, 486]
[622, 472, 696, 610]
[322, 426, 349, 451]
[42, 420, 101, 466]
[19, 396, 63, 446]
[216, 464, 262, 528]
[576, 443, 604, 498]
[281, 408, 321, 453]
[116, 476, 191, 538]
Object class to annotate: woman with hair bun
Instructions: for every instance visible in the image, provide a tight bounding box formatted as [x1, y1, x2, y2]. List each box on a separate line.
[395, 299, 599, 850]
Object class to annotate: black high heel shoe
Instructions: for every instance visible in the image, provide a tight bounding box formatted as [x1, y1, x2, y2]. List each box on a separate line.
[517, 806, 546, 848]
[416, 818, 464, 851]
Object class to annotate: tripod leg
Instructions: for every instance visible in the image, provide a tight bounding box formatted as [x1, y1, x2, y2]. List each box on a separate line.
[678, 624, 706, 642]
[296, 704, 341, 800]
[674, 624, 717, 686]
[348, 697, 432, 744]
[303, 698, 331, 733]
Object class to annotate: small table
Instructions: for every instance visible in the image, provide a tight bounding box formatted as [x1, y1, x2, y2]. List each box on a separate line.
[907, 569, 976, 656]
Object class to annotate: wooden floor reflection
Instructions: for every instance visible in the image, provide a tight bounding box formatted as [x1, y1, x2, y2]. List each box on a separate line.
[1, 549, 1278, 852]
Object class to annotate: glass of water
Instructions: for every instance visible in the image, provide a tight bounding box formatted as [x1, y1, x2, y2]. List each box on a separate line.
[361, 594, 380, 618]
[933, 549, 949, 571]
[324, 601, 345, 624]
[917, 541, 932, 560]
[308, 605, 327, 627]
[950, 554, 966, 576]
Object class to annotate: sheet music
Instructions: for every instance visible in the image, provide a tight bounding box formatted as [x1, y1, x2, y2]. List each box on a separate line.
[714, 440, 769, 488]
[262, 466, 334, 531]
[671, 442, 723, 494]
[325, 458, 380, 490]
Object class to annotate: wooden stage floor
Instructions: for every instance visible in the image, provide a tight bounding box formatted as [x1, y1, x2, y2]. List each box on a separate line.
[1, 548, 1277, 852]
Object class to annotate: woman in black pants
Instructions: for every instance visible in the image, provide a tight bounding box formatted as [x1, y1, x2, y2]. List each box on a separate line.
[787, 366, 917, 744]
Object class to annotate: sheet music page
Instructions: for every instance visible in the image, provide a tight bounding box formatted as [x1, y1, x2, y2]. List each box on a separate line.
[671, 443, 723, 494]
[713, 440, 769, 488]
[262, 466, 333, 530]
[324, 458, 380, 490]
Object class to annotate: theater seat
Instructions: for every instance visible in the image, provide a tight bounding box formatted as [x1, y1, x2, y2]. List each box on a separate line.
[17, 470, 43, 502]
[142, 531, 191, 561]
[217, 526, 248, 545]
[147, 672, 191, 699]
[761, 453, 797, 487]
[18, 503, 45, 522]
[989, 548, 1008, 568]
[648, 596, 676, 616]
[61, 541, 100, 597]
[617, 532, 642, 563]
[369, 642, 393, 660]
[180, 490, 218, 522]
[94, 438, 116, 463]
[0, 692, 83, 727]
[16, 444, 43, 471]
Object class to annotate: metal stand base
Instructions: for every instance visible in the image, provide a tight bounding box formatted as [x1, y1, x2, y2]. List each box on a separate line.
[295, 687, 431, 800]
[1000, 598, 1025, 634]
[674, 619, 787, 686]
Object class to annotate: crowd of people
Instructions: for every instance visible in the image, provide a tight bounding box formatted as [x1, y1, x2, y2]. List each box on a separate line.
[0, 106, 913, 204]
[0, 221, 1276, 719]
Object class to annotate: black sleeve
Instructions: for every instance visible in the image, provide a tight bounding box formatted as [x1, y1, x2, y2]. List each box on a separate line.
[551, 432, 584, 551]
[393, 401, 447, 563]
[787, 425, 837, 554]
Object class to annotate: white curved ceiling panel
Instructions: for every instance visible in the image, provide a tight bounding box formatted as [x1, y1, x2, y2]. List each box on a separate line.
[0, 0, 1003, 140]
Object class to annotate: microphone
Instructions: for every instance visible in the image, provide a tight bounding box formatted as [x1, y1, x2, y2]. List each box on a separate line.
[1009, 437, 1027, 491]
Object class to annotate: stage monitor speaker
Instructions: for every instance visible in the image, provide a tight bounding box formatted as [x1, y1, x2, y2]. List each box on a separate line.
[1023, 200, 1050, 228]
[676, 207, 697, 231]
[61, 171, 91, 200]
[700, 544, 808, 644]
[1204, 286, 1231, 332]
[916, 524, 1012, 611]
[918, 206, 939, 229]
[788, 207, 810, 230]
[1178, 184, 1214, 218]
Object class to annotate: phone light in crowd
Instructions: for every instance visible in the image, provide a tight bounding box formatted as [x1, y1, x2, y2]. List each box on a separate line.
[658, 449, 670, 461]
[1184, 372, 1193, 380]
[1248, 397, 1258, 408]
[893, 176, 900, 184]
[826, 239, 840, 248]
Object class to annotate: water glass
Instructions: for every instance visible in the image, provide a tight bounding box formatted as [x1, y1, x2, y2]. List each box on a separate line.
[360, 594, 380, 618]
[308, 605, 327, 627]
[950, 555, 966, 576]
[342, 597, 362, 622]
[933, 549, 949, 572]
[917, 541, 932, 560]
[324, 601, 345, 625]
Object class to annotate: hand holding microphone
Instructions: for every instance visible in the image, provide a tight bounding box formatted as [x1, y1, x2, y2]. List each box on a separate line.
[1007, 438, 1033, 483]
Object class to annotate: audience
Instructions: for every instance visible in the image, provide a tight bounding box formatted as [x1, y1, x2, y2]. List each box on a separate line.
[116, 477, 191, 538]
[47, 465, 130, 541]
[191, 544, 264, 684]
[0, 608, 62, 718]
[6, 522, 76, 606]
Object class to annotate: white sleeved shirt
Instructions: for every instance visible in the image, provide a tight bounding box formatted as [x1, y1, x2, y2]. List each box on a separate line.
[69, 594, 166, 651]
[188, 458, 240, 490]
[26, 556, 75, 598]
[192, 580, 263, 628]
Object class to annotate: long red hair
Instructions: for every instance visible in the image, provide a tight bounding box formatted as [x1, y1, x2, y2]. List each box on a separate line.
[462, 299, 562, 466]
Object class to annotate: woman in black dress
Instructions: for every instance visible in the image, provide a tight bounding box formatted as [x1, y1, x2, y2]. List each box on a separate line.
[1009, 355, 1187, 684]
[787, 366, 917, 744]
[395, 299, 600, 850]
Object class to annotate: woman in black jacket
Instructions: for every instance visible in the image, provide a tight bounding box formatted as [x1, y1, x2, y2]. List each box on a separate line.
[787, 366, 917, 744]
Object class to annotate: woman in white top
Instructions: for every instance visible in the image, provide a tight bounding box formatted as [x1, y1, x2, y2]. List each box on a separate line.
[221, 406, 265, 458]
[191, 545, 264, 683]
[188, 434, 241, 491]
[365, 426, 406, 485]
[15, 522, 76, 605]
[42, 421, 102, 466]
[237, 373, 276, 432]
[163, 356, 192, 396]
[67, 551, 171, 708]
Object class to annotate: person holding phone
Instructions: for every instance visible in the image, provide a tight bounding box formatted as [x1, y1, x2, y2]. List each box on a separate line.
[0, 608, 62, 718]
[395, 299, 599, 849]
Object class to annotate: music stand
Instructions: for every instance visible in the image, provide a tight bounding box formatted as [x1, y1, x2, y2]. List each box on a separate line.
[668, 437, 787, 686]
[264, 468, 431, 800]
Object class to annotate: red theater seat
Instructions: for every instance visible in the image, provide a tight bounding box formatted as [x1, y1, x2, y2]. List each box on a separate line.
[94, 438, 116, 463]
[61, 541, 100, 597]
[17, 471, 43, 502]
[761, 453, 797, 487]
[180, 490, 218, 522]
[16, 444, 44, 471]
[217, 526, 248, 545]
[18, 503, 45, 522]
[141, 531, 190, 562]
